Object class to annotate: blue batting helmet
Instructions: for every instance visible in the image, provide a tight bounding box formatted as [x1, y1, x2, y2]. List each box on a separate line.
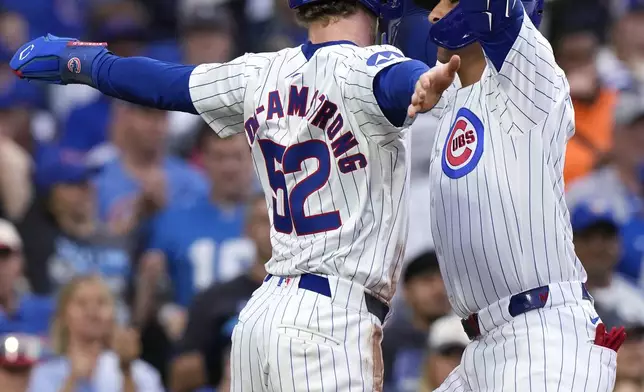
[413, 0, 545, 50]
[288, 0, 403, 19]
[387, 0, 438, 66]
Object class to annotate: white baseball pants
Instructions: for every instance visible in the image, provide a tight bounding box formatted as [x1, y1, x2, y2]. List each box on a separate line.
[230, 274, 385, 391]
[434, 281, 617, 392]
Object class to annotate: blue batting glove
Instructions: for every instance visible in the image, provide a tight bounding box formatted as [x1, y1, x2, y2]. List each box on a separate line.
[10, 34, 110, 86]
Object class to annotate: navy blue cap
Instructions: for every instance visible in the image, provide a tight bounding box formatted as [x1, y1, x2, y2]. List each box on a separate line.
[570, 200, 618, 233]
[34, 147, 95, 192]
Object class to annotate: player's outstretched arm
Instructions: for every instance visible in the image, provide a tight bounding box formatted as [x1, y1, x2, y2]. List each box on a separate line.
[407, 55, 460, 118]
[462, 0, 563, 131]
[10, 35, 199, 114]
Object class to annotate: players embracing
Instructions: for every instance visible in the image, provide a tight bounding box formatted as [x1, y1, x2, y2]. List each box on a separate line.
[407, 0, 625, 391]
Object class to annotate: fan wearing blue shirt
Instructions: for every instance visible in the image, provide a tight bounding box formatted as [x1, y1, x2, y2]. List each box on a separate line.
[92, 102, 208, 237]
[134, 130, 255, 328]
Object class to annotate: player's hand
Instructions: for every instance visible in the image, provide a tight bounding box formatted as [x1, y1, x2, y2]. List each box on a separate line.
[10, 34, 109, 85]
[408, 55, 460, 118]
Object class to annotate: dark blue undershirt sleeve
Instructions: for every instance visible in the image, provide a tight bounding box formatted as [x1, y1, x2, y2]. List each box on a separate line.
[92, 54, 198, 114]
[373, 60, 430, 127]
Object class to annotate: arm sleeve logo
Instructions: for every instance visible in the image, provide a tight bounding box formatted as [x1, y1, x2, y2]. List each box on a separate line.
[366, 51, 403, 67]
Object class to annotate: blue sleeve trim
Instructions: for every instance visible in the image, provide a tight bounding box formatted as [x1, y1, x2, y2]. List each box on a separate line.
[93, 54, 198, 114]
[374, 60, 429, 127]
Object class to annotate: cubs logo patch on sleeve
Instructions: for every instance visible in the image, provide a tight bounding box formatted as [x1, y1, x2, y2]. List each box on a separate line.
[441, 107, 484, 179]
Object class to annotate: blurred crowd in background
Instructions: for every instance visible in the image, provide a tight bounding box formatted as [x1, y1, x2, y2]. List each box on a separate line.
[1, 0, 644, 391]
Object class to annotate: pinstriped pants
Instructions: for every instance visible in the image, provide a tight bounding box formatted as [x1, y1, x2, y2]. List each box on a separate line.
[435, 281, 617, 392]
[230, 274, 385, 391]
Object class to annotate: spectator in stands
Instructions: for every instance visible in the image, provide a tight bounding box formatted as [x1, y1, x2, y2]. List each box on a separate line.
[614, 322, 644, 391]
[571, 200, 644, 325]
[54, 0, 152, 159]
[179, 4, 235, 66]
[417, 314, 469, 392]
[0, 218, 54, 336]
[382, 251, 450, 392]
[262, 0, 307, 52]
[134, 131, 254, 334]
[0, 333, 45, 392]
[93, 102, 207, 237]
[598, 6, 644, 93]
[0, 10, 29, 54]
[99, 101, 205, 384]
[0, 65, 53, 221]
[169, 193, 270, 392]
[567, 92, 644, 288]
[0, 98, 33, 222]
[0, 218, 51, 391]
[27, 275, 163, 392]
[0, 0, 86, 40]
[554, 26, 617, 185]
[169, 8, 237, 158]
[18, 146, 133, 324]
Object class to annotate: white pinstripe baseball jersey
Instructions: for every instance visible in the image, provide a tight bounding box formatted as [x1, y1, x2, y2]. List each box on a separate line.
[429, 18, 586, 318]
[189, 43, 412, 303]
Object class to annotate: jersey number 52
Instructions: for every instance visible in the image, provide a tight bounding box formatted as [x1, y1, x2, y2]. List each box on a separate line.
[260, 139, 342, 236]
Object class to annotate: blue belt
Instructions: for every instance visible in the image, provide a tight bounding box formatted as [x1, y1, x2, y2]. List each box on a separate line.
[461, 283, 593, 340]
[264, 273, 389, 324]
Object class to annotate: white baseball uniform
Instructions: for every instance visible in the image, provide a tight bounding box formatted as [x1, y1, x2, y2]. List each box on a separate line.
[190, 43, 413, 391]
[429, 15, 617, 392]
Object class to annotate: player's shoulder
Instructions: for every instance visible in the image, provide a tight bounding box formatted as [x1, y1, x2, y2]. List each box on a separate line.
[192, 49, 285, 75]
[332, 44, 408, 83]
[348, 44, 406, 67]
[243, 46, 301, 65]
[231, 51, 277, 70]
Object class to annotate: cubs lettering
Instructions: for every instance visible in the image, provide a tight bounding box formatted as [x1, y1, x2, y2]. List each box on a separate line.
[244, 85, 367, 174]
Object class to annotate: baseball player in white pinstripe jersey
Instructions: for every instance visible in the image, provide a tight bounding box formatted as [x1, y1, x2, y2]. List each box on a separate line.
[8, 0, 461, 391]
[406, 0, 627, 391]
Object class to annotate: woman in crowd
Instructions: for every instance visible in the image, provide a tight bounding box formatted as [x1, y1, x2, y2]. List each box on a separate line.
[26, 275, 163, 392]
